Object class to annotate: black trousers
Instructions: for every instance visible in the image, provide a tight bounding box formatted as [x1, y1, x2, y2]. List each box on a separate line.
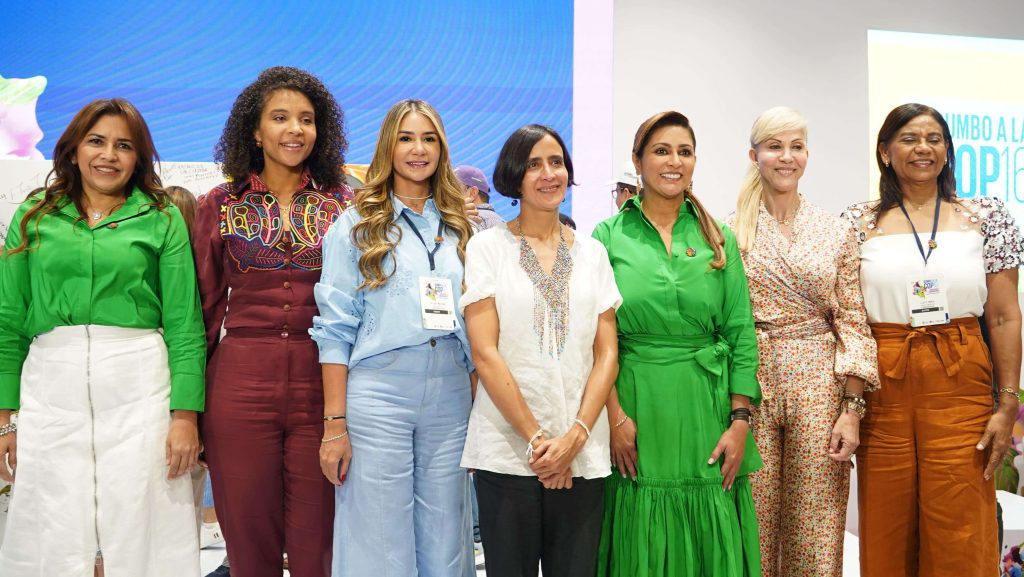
[475, 470, 605, 577]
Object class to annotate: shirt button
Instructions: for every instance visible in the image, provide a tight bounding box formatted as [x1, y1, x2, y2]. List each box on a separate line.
[283, 281, 292, 289]
[108, 223, 118, 229]
[280, 331, 289, 339]
[283, 304, 291, 311]
[283, 258, 291, 266]
[430, 338, 437, 347]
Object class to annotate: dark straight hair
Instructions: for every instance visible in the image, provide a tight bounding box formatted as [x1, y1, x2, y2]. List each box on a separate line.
[492, 124, 576, 199]
[875, 103, 957, 213]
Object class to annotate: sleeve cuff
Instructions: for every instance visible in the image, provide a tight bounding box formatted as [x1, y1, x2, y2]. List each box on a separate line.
[729, 373, 762, 405]
[170, 373, 205, 412]
[316, 338, 352, 366]
[0, 373, 20, 410]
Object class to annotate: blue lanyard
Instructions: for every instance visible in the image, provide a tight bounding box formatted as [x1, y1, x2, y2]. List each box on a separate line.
[896, 194, 941, 266]
[400, 212, 445, 272]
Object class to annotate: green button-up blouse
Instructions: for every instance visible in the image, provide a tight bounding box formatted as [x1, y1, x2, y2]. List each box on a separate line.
[592, 196, 760, 401]
[0, 188, 206, 411]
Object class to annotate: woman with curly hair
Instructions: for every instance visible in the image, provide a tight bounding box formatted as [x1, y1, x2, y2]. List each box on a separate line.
[193, 66, 352, 577]
[0, 98, 206, 576]
[311, 99, 475, 577]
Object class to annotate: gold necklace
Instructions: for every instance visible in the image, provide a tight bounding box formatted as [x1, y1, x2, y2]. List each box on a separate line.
[906, 196, 938, 211]
[773, 198, 800, 227]
[394, 192, 432, 200]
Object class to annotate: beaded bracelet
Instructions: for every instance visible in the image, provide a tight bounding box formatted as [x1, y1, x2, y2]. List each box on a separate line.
[0, 422, 15, 437]
[614, 415, 629, 428]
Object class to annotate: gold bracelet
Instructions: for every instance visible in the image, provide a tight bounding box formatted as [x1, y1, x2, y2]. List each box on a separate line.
[999, 387, 1019, 398]
[614, 415, 629, 428]
[843, 400, 866, 419]
[322, 431, 349, 443]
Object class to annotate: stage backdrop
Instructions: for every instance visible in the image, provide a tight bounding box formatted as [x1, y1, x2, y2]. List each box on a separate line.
[0, 0, 574, 234]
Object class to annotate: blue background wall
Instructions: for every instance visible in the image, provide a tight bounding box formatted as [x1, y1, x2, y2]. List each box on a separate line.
[1, 0, 573, 218]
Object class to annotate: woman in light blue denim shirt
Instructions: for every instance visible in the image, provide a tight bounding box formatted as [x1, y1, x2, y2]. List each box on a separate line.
[310, 99, 476, 577]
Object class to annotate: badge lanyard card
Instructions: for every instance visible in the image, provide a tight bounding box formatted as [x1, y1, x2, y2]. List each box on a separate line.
[900, 196, 950, 327]
[401, 212, 457, 330]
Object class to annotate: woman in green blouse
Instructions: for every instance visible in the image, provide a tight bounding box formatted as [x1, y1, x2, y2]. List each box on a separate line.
[0, 98, 206, 577]
[594, 111, 763, 577]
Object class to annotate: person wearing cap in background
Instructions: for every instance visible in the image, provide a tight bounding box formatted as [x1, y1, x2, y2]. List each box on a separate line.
[456, 165, 504, 230]
[609, 162, 638, 210]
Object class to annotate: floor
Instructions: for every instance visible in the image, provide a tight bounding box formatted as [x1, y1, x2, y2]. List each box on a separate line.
[200, 535, 862, 576]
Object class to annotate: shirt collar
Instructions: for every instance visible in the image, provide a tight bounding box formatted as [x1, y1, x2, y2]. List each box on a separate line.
[624, 195, 699, 220]
[391, 193, 439, 220]
[237, 169, 315, 196]
[58, 186, 150, 220]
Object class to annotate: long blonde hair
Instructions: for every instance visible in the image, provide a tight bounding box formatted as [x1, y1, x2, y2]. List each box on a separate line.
[351, 99, 473, 289]
[633, 111, 726, 269]
[734, 106, 807, 252]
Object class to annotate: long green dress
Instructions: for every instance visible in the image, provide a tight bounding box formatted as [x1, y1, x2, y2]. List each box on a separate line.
[592, 197, 763, 577]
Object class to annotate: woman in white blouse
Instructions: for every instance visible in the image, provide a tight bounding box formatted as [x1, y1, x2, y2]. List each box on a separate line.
[460, 124, 620, 577]
[843, 103, 1023, 576]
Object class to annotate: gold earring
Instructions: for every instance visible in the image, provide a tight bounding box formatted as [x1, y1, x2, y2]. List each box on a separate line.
[686, 181, 693, 193]
[256, 139, 262, 148]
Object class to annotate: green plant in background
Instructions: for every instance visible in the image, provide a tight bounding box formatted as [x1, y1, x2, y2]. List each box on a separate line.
[997, 444, 1021, 493]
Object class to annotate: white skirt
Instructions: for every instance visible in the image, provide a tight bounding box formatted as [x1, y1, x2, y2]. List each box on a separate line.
[0, 326, 199, 577]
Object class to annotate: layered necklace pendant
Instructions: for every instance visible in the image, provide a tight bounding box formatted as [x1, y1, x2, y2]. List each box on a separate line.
[516, 223, 573, 357]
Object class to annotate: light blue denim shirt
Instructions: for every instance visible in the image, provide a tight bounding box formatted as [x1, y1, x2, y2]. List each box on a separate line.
[310, 195, 473, 370]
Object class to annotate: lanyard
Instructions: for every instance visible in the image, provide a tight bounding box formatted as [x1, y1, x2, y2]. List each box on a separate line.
[400, 212, 445, 271]
[896, 194, 941, 266]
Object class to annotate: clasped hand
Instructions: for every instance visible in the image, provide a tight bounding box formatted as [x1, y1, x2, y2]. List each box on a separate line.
[529, 431, 584, 490]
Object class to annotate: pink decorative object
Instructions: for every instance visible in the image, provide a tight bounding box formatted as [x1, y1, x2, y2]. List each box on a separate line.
[0, 74, 47, 160]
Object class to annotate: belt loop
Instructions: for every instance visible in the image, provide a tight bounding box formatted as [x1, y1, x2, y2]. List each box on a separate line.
[957, 322, 967, 345]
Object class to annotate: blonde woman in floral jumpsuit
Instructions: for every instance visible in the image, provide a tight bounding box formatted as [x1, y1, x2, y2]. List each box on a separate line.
[727, 107, 879, 577]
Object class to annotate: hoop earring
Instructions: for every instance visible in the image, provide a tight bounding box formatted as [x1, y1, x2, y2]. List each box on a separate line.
[636, 175, 643, 196]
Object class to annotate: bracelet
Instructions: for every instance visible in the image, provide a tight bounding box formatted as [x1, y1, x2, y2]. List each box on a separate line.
[0, 422, 15, 437]
[999, 387, 1019, 398]
[323, 415, 347, 422]
[321, 431, 349, 443]
[614, 415, 629, 428]
[525, 428, 545, 460]
[572, 418, 591, 438]
[843, 399, 867, 419]
[729, 408, 751, 423]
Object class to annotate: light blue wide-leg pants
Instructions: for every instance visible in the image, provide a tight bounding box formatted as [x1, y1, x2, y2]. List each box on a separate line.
[333, 336, 473, 577]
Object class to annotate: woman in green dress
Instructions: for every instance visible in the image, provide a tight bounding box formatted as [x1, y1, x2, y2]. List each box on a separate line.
[594, 110, 763, 577]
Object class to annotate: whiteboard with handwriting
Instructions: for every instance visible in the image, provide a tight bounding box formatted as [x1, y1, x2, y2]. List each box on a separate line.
[0, 160, 224, 244]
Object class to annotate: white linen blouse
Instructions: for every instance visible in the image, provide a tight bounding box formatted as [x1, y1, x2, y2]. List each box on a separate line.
[459, 224, 622, 479]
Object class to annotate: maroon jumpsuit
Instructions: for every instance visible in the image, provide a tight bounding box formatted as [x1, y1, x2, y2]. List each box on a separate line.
[193, 172, 351, 577]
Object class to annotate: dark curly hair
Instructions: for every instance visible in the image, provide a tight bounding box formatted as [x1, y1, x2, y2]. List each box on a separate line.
[215, 66, 347, 189]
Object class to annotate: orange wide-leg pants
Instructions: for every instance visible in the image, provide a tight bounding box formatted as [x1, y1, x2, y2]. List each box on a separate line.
[857, 317, 998, 577]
